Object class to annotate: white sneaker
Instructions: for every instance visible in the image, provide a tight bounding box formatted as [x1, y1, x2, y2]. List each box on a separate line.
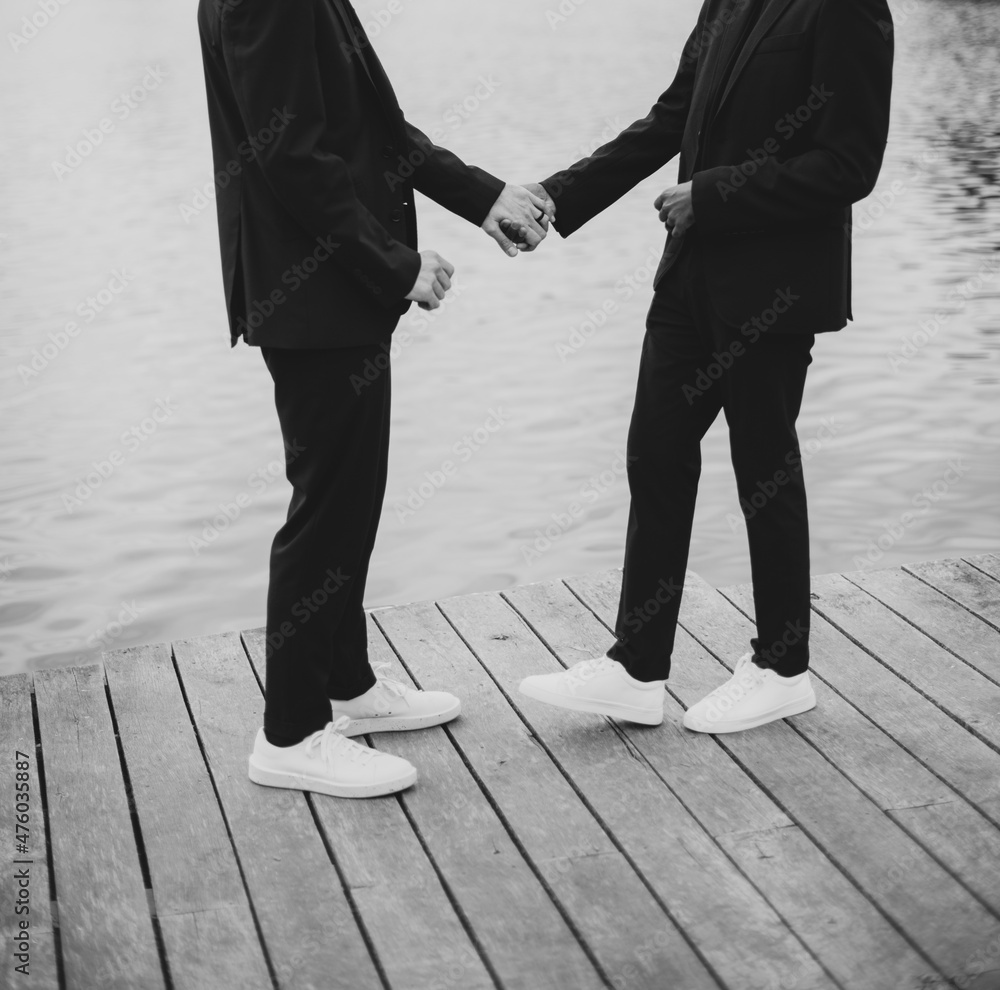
[518, 657, 665, 725]
[248, 717, 417, 798]
[329, 663, 461, 737]
[682, 652, 816, 734]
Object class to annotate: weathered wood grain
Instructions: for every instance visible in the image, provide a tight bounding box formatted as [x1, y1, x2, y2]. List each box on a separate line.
[906, 557, 1000, 628]
[808, 572, 1000, 753]
[372, 603, 612, 990]
[847, 565, 1000, 683]
[718, 580, 1000, 917]
[172, 632, 381, 990]
[103, 642, 271, 990]
[33, 663, 165, 990]
[428, 584, 837, 990]
[658, 573, 1000, 986]
[241, 625, 496, 990]
[0, 672, 59, 988]
[531, 571, 935, 989]
[378, 597, 718, 990]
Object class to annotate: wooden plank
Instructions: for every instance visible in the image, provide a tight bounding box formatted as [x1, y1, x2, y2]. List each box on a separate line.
[905, 557, 1000, 628]
[33, 663, 165, 990]
[172, 632, 382, 990]
[847, 566, 1000, 683]
[240, 626, 496, 990]
[719, 579, 1000, 918]
[647, 572, 1000, 987]
[809, 572, 1000, 753]
[967, 553, 1000, 583]
[103, 642, 271, 990]
[410, 588, 840, 990]
[526, 572, 935, 989]
[0, 672, 59, 988]
[716, 579, 1000, 825]
[365, 605, 609, 990]
[377, 596, 719, 990]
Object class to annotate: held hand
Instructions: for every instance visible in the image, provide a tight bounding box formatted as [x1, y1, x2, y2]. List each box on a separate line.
[482, 183, 554, 257]
[655, 181, 695, 237]
[404, 250, 455, 311]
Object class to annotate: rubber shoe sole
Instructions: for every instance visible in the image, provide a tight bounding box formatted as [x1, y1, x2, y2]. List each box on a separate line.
[336, 697, 462, 738]
[518, 680, 663, 726]
[247, 756, 417, 798]
[683, 692, 817, 734]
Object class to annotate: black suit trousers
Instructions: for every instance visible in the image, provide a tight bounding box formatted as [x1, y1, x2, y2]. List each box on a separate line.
[606, 237, 814, 680]
[260, 343, 390, 745]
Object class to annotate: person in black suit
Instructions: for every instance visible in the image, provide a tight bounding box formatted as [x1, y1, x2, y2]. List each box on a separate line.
[519, 0, 893, 733]
[197, 0, 552, 797]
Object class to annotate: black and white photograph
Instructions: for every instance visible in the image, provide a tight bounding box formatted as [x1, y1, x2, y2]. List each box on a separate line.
[1, 0, 999, 986]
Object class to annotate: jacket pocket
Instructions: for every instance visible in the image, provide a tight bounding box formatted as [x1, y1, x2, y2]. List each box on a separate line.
[755, 31, 807, 53]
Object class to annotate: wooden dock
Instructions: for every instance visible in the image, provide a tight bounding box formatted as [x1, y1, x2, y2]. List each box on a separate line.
[2, 555, 999, 990]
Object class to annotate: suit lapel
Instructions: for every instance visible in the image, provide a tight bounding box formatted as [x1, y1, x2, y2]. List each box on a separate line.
[714, 0, 797, 115]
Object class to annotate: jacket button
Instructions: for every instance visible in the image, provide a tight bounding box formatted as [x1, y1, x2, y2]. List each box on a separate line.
[390, 209, 402, 222]
[381, 145, 393, 158]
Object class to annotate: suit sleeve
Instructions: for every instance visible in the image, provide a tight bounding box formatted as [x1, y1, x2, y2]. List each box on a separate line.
[691, 0, 894, 231]
[220, 0, 420, 307]
[539, 25, 701, 238]
[403, 121, 506, 225]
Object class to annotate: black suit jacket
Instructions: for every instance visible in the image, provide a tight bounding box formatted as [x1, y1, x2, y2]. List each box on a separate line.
[197, 0, 505, 348]
[542, 0, 894, 334]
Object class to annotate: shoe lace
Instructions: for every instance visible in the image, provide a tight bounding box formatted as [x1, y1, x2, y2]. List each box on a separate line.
[305, 717, 376, 766]
[706, 652, 765, 702]
[565, 657, 616, 688]
[371, 662, 410, 700]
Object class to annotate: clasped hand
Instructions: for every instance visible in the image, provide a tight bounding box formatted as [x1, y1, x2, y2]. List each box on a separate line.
[655, 181, 695, 236]
[406, 182, 555, 311]
[488, 182, 556, 256]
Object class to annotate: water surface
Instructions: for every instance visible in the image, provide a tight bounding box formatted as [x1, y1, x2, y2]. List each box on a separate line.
[1, 0, 998, 674]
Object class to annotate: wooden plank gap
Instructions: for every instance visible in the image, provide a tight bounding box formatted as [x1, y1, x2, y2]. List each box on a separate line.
[381, 789, 503, 990]
[300, 791, 395, 990]
[902, 564, 1000, 634]
[102, 674, 177, 990]
[166, 644, 282, 990]
[374, 609, 619, 990]
[840, 574, 1000, 690]
[29, 678, 66, 990]
[807, 600, 1000, 759]
[424, 601, 731, 990]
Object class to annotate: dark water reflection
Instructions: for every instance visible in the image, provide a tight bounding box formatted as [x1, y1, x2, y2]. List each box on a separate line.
[0, 0, 997, 674]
